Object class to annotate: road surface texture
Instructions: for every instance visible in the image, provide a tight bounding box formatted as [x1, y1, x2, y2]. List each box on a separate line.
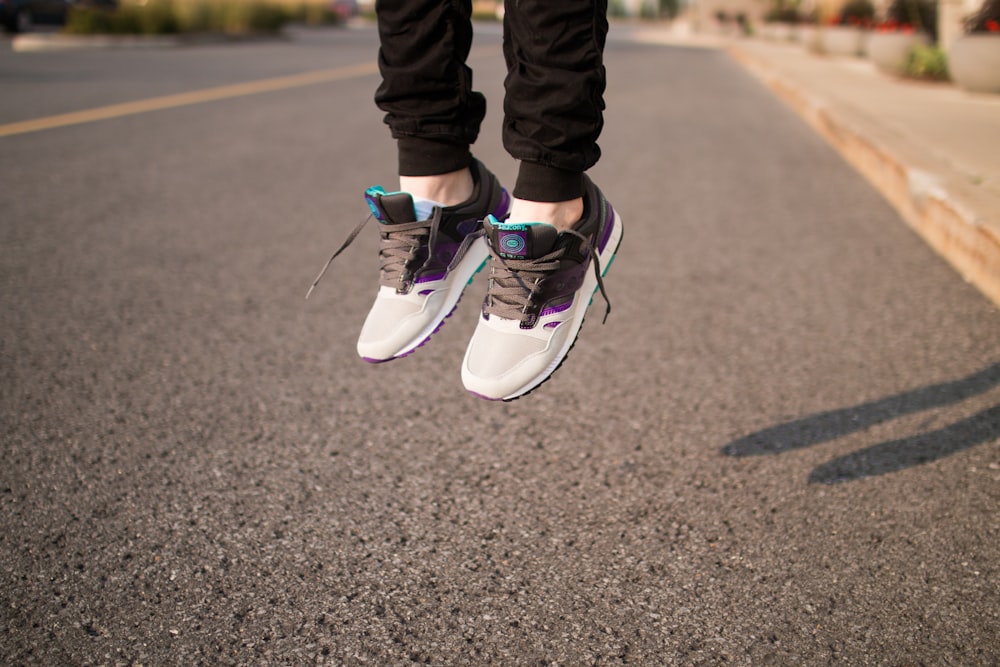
[2, 23, 999, 666]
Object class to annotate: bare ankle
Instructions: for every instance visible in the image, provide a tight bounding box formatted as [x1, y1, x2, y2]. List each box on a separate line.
[399, 167, 474, 207]
[507, 197, 584, 231]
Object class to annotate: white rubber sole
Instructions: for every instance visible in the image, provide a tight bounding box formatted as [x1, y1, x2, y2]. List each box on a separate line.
[371, 237, 490, 361]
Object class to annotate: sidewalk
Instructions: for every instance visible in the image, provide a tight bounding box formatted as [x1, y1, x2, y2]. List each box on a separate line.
[633, 24, 1000, 308]
[732, 38, 1000, 308]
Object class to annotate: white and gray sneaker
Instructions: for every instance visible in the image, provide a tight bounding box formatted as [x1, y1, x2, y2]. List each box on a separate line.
[307, 159, 509, 362]
[461, 176, 623, 401]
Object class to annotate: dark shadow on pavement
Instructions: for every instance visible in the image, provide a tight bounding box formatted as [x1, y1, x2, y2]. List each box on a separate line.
[807, 404, 1000, 484]
[722, 362, 1000, 456]
[720, 361, 1000, 483]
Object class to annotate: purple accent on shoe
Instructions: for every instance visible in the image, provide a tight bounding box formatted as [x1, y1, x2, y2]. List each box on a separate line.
[468, 390, 505, 401]
[511, 261, 588, 330]
[543, 321, 560, 329]
[456, 217, 479, 237]
[540, 300, 572, 317]
[493, 189, 511, 218]
[598, 205, 616, 252]
[418, 289, 435, 296]
[548, 262, 588, 296]
[415, 238, 463, 282]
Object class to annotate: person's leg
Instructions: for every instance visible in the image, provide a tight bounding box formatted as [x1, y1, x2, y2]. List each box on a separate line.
[333, 0, 509, 362]
[374, 0, 484, 204]
[501, 0, 609, 229]
[461, 0, 621, 401]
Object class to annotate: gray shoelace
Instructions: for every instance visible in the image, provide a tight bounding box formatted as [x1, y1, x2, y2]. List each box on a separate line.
[305, 211, 436, 299]
[485, 228, 611, 325]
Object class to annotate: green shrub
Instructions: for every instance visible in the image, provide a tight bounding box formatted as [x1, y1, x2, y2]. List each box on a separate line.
[137, 1, 181, 34]
[221, 2, 288, 33]
[175, 2, 218, 33]
[289, 3, 343, 26]
[766, 0, 803, 24]
[106, 5, 139, 33]
[63, 7, 115, 34]
[905, 44, 949, 80]
[608, 0, 628, 18]
[766, 7, 802, 23]
[63, 0, 292, 36]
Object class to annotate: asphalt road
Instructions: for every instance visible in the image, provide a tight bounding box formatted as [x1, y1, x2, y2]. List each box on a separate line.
[2, 23, 999, 666]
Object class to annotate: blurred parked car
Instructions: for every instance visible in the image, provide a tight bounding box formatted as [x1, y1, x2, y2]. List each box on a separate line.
[1, 0, 65, 32]
[1, 0, 115, 33]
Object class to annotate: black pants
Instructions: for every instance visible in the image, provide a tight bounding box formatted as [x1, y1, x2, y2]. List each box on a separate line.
[374, 0, 609, 202]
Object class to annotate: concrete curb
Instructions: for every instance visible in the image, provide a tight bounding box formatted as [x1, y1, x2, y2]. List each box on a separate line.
[10, 31, 288, 52]
[728, 45, 1000, 309]
[12, 34, 180, 52]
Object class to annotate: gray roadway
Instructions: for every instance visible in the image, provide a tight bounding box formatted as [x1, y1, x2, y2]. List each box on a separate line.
[2, 23, 999, 666]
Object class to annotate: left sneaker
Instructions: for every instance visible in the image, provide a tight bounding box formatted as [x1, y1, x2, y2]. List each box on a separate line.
[307, 158, 509, 363]
[461, 176, 623, 401]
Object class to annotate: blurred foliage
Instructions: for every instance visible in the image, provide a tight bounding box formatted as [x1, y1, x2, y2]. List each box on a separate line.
[607, 0, 678, 19]
[882, 0, 937, 39]
[964, 0, 1000, 32]
[291, 3, 344, 25]
[714, 9, 753, 33]
[662, 0, 681, 18]
[830, 0, 875, 25]
[765, 0, 804, 24]
[62, 0, 344, 36]
[766, 7, 802, 23]
[904, 43, 949, 79]
[64, 1, 177, 34]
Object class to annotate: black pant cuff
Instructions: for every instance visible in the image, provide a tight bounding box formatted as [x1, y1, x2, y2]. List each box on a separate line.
[513, 162, 585, 202]
[397, 137, 472, 177]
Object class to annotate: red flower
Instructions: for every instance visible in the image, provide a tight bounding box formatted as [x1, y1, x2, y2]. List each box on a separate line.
[987, 19, 1000, 32]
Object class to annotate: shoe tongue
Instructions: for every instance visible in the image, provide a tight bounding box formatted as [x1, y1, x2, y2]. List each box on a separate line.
[487, 218, 560, 260]
[365, 186, 417, 225]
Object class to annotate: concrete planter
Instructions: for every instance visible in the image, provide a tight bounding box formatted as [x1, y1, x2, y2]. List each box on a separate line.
[820, 25, 868, 56]
[867, 31, 931, 75]
[793, 24, 822, 50]
[949, 34, 1000, 93]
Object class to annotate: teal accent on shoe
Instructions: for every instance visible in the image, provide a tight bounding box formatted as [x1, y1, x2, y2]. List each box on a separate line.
[467, 258, 488, 285]
[601, 252, 618, 277]
[364, 186, 386, 219]
[487, 215, 548, 230]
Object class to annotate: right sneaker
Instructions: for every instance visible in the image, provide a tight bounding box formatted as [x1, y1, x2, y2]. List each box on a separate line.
[461, 176, 623, 401]
[325, 159, 509, 362]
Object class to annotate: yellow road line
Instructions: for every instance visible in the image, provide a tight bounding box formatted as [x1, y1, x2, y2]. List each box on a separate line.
[0, 61, 380, 138]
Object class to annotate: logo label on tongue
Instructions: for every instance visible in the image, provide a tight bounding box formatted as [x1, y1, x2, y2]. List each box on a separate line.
[499, 232, 527, 256]
[496, 224, 530, 258]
